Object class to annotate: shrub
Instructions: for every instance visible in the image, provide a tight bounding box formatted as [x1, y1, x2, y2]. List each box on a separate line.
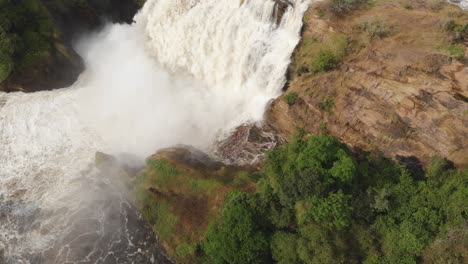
[151, 201, 179, 242]
[427, 0, 444, 11]
[0, 27, 14, 82]
[284, 92, 298, 106]
[203, 191, 270, 264]
[264, 135, 355, 207]
[403, 2, 413, 9]
[200, 135, 467, 264]
[310, 49, 339, 73]
[0, 56, 13, 83]
[319, 98, 335, 113]
[294, 34, 347, 76]
[446, 44, 464, 60]
[359, 19, 391, 39]
[271, 232, 300, 264]
[332, 0, 368, 15]
[148, 159, 178, 177]
[296, 191, 352, 229]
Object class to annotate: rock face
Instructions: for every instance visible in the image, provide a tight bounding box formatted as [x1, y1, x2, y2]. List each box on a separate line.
[132, 147, 254, 263]
[0, 0, 143, 92]
[213, 123, 285, 165]
[267, 1, 468, 167]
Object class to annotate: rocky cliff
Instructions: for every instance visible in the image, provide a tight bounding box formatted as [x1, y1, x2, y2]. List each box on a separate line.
[267, 0, 468, 168]
[0, 0, 143, 92]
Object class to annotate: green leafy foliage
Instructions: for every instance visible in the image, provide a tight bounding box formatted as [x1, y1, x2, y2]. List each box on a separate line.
[359, 19, 391, 39]
[446, 44, 465, 60]
[264, 135, 355, 207]
[203, 191, 270, 264]
[284, 92, 298, 106]
[296, 191, 352, 229]
[319, 98, 335, 113]
[310, 49, 339, 73]
[201, 135, 467, 263]
[0, 0, 57, 82]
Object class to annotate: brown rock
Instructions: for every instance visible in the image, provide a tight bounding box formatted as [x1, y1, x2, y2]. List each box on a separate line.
[267, 1, 468, 167]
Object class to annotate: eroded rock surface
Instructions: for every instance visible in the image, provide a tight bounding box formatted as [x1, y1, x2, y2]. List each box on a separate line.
[268, 1, 468, 167]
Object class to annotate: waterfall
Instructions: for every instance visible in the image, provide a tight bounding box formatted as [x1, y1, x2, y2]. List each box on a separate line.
[0, 0, 312, 262]
[449, 0, 468, 9]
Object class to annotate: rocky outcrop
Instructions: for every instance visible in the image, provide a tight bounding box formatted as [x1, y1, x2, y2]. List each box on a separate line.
[267, 0, 468, 167]
[132, 147, 254, 263]
[213, 123, 285, 165]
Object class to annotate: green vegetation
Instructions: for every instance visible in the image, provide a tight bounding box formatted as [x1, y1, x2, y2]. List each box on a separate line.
[204, 192, 270, 264]
[132, 153, 254, 263]
[319, 98, 335, 113]
[294, 34, 348, 76]
[199, 135, 467, 263]
[0, 0, 57, 82]
[441, 19, 467, 60]
[402, 2, 413, 10]
[359, 19, 391, 39]
[445, 44, 465, 60]
[310, 49, 339, 73]
[427, 0, 444, 11]
[284, 92, 298, 106]
[332, 0, 368, 15]
[444, 20, 468, 36]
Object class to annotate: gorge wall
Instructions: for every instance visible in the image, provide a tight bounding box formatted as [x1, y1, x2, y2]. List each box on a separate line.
[267, 0, 468, 168]
[0, 0, 143, 92]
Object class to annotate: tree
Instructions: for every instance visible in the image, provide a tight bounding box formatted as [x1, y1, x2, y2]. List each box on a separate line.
[296, 191, 352, 230]
[271, 232, 300, 264]
[264, 135, 356, 207]
[203, 191, 270, 264]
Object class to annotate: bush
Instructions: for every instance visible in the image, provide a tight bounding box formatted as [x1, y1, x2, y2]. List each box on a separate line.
[332, 0, 368, 15]
[271, 232, 300, 264]
[319, 98, 335, 113]
[203, 191, 270, 264]
[0, 27, 14, 82]
[427, 0, 444, 11]
[446, 44, 464, 60]
[284, 92, 298, 106]
[200, 135, 467, 264]
[138, 191, 179, 243]
[359, 19, 391, 39]
[310, 49, 339, 73]
[296, 191, 352, 229]
[0, 0, 57, 77]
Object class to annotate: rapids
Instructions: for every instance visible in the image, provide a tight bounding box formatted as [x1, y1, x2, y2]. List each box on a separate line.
[0, 0, 311, 263]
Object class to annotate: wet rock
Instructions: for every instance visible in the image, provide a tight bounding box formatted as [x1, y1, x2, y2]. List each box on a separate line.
[213, 123, 285, 165]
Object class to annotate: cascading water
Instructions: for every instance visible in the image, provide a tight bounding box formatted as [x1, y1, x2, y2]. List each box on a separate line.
[0, 0, 312, 263]
[449, 0, 468, 9]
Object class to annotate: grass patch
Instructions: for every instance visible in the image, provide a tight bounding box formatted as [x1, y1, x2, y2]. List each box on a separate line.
[402, 2, 413, 9]
[445, 44, 465, 60]
[147, 159, 178, 185]
[151, 201, 179, 242]
[284, 92, 298, 106]
[187, 178, 222, 195]
[311, 49, 339, 73]
[319, 98, 335, 113]
[294, 34, 348, 76]
[427, 0, 444, 11]
[331, 0, 369, 15]
[359, 19, 391, 39]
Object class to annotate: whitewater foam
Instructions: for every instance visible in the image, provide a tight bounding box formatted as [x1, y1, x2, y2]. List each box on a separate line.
[0, 0, 312, 262]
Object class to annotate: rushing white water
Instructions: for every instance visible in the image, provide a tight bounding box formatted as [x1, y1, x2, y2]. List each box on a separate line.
[0, 0, 312, 262]
[449, 0, 468, 9]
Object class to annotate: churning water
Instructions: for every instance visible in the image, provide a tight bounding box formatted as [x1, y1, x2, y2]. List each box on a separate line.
[0, 0, 311, 263]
